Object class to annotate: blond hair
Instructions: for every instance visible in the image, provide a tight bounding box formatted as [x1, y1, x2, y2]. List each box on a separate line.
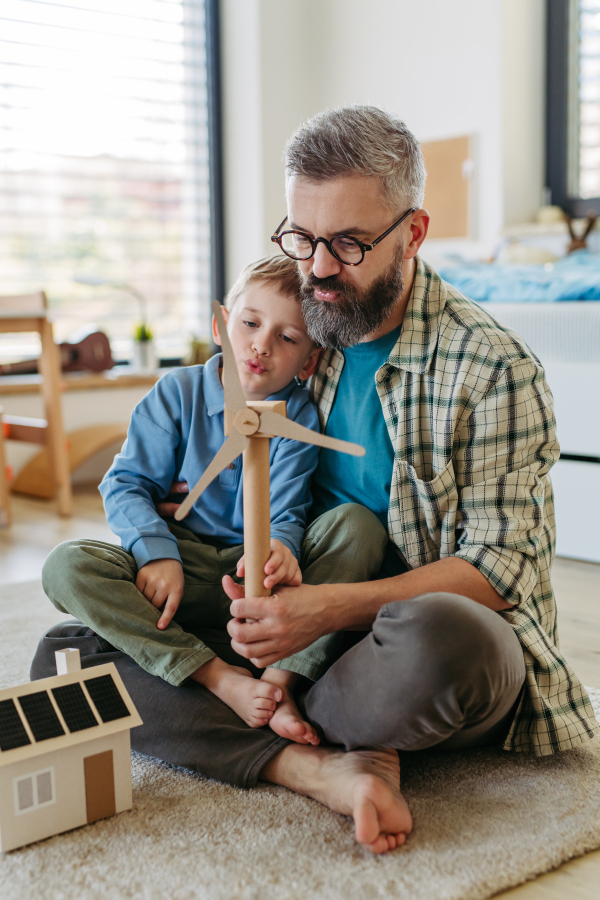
[285, 105, 426, 212]
[225, 255, 302, 310]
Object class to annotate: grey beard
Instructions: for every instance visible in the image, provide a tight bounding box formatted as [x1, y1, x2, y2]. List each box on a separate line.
[299, 258, 404, 350]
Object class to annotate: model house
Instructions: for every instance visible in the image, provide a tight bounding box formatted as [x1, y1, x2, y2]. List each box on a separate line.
[0, 649, 142, 853]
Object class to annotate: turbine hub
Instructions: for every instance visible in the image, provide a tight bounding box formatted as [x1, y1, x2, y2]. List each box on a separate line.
[234, 408, 260, 435]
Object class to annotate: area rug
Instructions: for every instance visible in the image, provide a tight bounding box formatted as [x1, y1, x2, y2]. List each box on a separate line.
[1, 580, 600, 900]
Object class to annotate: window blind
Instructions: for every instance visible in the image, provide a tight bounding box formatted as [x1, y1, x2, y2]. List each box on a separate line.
[578, 0, 600, 198]
[0, 0, 210, 362]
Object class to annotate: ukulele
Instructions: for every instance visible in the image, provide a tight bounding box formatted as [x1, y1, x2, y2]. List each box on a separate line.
[0, 330, 114, 376]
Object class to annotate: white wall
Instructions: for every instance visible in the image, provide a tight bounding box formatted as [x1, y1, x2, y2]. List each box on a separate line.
[307, 0, 505, 263]
[220, 0, 264, 286]
[502, 0, 546, 227]
[221, 0, 546, 284]
[221, 0, 321, 287]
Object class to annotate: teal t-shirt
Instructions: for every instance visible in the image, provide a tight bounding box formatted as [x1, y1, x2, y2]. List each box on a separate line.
[311, 325, 401, 529]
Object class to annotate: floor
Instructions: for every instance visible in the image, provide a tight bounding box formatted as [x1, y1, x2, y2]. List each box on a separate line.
[1, 486, 600, 899]
[0, 486, 117, 586]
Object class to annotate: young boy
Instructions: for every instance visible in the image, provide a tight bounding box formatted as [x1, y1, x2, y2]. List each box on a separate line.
[44, 256, 323, 745]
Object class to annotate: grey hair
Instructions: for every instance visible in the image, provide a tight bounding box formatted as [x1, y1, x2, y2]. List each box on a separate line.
[285, 105, 426, 212]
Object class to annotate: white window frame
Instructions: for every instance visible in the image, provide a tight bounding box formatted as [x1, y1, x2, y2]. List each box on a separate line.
[13, 766, 56, 816]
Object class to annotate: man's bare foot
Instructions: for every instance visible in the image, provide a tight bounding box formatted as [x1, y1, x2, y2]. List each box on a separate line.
[261, 745, 411, 854]
[268, 689, 320, 745]
[191, 657, 282, 728]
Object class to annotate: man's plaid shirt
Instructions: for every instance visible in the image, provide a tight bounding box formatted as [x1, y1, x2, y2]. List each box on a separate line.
[309, 256, 598, 756]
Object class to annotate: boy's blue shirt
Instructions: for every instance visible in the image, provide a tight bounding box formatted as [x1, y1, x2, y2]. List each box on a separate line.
[100, 353, 320, 569]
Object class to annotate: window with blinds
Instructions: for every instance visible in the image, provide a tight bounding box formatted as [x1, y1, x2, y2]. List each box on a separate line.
[0, 0, 211, 363]
[575, 0, 600, 199]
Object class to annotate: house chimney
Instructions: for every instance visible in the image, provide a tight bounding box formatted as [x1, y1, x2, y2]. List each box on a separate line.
[55, 647, 82, 675]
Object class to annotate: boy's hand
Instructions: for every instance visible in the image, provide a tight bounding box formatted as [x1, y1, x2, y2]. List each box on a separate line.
[236, 539, 302, 591]
[135, 558, 185, 630]
[155, 481, 189, 518]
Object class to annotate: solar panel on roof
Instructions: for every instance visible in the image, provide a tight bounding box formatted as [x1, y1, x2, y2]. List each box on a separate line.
[85, 674, 130, 722]
[19, 692, 65, 742]
[0, 698, 31, 751]
[52, 683, 98, 732]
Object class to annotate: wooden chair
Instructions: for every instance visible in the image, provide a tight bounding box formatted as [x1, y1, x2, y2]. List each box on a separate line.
[0, 292, 72, 516]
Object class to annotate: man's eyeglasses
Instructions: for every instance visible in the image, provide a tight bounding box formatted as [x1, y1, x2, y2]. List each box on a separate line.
[271, 207, 416, 267]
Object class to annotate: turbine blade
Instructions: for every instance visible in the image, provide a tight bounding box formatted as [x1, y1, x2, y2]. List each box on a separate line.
[258, 410, 365, 457]
[174, 431, 248, 521]
[212, 300, 246, 414]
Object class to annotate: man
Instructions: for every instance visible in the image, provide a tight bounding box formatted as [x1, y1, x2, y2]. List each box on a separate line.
[33, 106, 598, 855]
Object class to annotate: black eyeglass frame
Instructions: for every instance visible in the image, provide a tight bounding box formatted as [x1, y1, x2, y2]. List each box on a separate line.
[271, 206, 417, 266]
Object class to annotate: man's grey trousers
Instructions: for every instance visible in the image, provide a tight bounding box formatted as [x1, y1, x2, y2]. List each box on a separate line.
[31, 504, 526, 789]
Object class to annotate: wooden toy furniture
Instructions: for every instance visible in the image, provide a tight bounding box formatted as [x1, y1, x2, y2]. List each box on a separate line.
[0, 369, 158, 500]
[0, 405, 11, 526]
[10, 424, 128, 501]
[175, 302, 365, 598]
[0, 292, 72, 516]
[0, 648, 142, 853]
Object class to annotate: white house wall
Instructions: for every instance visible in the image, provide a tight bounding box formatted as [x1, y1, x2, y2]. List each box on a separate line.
[0, 730, 132, 853]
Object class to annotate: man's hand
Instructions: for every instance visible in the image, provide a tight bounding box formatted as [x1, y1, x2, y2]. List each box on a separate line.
[223, 554, 511, 668]
[223, 576, 330, 668]
[136, 558, 185, 630]
[236, 539, 302, 591]
[156, 481, 189, 518]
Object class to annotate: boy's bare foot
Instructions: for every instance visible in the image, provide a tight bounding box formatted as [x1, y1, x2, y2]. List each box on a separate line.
[192, 658, 282, 728]
[261, 745, 411, 854]
[268, 689, 320, 745]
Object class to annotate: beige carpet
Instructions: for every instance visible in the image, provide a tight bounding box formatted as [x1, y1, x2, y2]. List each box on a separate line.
[2, 581, 600, 900]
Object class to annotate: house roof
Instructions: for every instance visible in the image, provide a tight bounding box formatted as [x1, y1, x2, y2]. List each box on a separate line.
[0, 662, 143, 767]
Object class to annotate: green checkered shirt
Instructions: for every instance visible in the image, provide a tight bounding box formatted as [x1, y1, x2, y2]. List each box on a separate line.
[309, 256, 598, 756]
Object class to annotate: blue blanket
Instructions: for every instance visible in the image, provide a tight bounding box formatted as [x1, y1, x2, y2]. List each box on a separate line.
[437, 250, 600, 302]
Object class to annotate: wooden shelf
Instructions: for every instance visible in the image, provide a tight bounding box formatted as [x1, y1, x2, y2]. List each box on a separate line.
[0, 368, 162, 396]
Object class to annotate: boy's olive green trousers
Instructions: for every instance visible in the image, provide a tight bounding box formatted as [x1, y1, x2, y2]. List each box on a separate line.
[40, 504, 385, 687]
[34, 504, 526, 788]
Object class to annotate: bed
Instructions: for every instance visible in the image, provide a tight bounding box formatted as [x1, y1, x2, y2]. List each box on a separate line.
[436, 252, 600, 564]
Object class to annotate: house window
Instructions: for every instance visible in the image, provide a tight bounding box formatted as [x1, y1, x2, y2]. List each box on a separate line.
[0, 0, 217, 365]
[547, 0, 600, 214]
[13, 767, 56, 815]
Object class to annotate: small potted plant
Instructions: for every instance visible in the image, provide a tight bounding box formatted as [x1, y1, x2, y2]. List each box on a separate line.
[132, 321, 156, 371]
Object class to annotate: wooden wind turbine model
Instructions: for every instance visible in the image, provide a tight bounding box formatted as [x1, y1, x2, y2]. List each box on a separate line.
[174, 302, 365, 598]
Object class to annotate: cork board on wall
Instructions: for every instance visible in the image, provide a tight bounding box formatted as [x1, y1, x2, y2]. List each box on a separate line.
[421, 135, 474, 239]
